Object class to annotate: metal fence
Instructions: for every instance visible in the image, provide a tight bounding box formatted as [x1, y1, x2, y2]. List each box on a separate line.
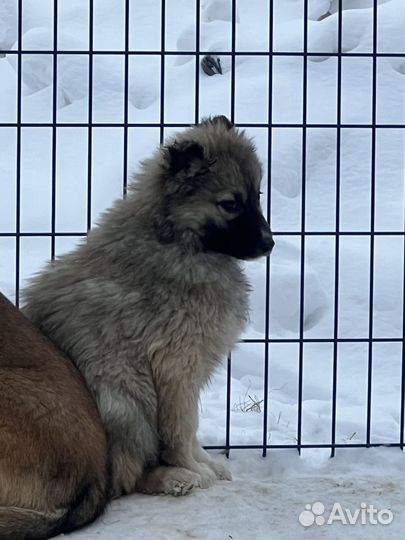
[0, 0, 404, 457]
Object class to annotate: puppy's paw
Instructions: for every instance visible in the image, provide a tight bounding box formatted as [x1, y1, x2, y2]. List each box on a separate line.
[138, 466, 201, 496]
[163, 468, 202, 496]
[195, 463, 217, 488]
[109, 447, 143, 498]
[207, 460, 232, 481]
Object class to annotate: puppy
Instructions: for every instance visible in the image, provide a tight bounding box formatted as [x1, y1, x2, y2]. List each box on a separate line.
[23, 116, 274, 498]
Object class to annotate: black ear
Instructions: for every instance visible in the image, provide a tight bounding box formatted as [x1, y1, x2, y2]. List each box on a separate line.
[211, 115, 233, 130]
[167, 141, 205, 175]
[201, 115, 233, 130]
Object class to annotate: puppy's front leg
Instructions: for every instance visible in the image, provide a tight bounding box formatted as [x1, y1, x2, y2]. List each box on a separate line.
[154, 364, 216, 488]
[192, 437, 232, 481]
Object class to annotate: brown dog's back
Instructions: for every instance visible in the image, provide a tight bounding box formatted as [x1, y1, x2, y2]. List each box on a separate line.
[0, 293, 108, 540]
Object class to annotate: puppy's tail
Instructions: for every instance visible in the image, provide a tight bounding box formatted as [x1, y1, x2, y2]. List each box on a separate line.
[0, 481, 107, 540]
[0, 506, 66, 540]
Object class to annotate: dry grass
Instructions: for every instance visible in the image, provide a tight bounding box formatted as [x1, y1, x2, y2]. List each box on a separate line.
[233, 384, 264, 413]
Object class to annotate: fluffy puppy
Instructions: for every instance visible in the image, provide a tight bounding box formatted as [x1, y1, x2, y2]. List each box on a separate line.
[23, 116, 274, 498]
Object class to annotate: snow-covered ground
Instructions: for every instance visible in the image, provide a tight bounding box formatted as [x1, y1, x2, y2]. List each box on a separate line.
[68, 449, 405, 540]
[0, 0, 404, 538]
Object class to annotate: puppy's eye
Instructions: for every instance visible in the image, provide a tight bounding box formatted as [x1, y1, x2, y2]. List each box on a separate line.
[217, 200, 240, 213]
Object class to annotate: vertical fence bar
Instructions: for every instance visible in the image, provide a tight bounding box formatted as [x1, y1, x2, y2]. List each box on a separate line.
[51, 0, 58, 260]
[297, 0, 309, 455]
[159, 0, 166, 145]
[87, 0, 94, 231]
[366, 0, 378, 447]
[401, 115, 405, 449]
[15, 0, 23, 308]
[331, 0, 343, 459]
[401, 236, 405, 448]
[123, 0, 130, 197]
[262, 0, 274, 457]
[230, 0, 236, 123]
[194, 0, 200, 125]
[225, 352, 232, 458]
[224, 0, 237, 459]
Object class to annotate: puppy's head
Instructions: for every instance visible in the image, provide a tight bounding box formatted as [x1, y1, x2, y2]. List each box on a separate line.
[155, 115, 274, 260]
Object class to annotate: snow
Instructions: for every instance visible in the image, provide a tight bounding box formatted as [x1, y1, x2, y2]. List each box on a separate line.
[0, 0, 404, 538]
[67, 449, 405, 540]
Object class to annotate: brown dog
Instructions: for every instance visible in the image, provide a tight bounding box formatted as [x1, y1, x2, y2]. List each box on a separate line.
[0, 293, 108, 540]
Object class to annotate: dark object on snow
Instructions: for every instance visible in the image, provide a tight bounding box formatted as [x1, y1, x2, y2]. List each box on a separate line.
[201, 55, 222, 76]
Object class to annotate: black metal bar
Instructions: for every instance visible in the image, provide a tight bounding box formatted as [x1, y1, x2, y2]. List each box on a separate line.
[366, 0, 378, 448]
[330, 0, 343, 459]
[50, 0, 58, 260]
[1, 122, 405, 129]
[401, 98, 405, 449]
[230, 0, 236, 123]
[204, 442, 404, 450]
[123, 0, 130, 197]
[1, 232, 88, 237]
[225, 353, 232, 458]
[297, 0, 309, 455]
[401, 239, 405, 449]
[397, 27, 405, 453]
[224, 0, 237, 459]
[194, 0, 200, 125]
[2, 50, 405, 58]
[87, 0, 94, 231]
[240, 338, 405, 343]
[262, 0, 274, 458]
[2, 230, 404, 238]
[266, 231, 405, 236]
[15, 0, 23, 308]
[159, 0, 166, 144]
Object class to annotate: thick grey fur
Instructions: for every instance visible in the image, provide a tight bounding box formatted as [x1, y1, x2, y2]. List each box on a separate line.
[22, 116, 273, 498]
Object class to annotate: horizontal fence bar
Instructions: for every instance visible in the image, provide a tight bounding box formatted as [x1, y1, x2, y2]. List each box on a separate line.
[272, 231, 405, 236]
[204, 443, 404, 450]
[1, 49, 404, 57]
[241, 338, 405, 343]
[1, 123, 405, 129]
[1, 231, 403, 237]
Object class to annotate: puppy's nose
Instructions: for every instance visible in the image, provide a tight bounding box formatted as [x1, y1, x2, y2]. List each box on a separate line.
[260, 232, 275, 254]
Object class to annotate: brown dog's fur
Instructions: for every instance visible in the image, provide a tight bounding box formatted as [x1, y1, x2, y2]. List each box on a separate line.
[0, 293, 108, 540]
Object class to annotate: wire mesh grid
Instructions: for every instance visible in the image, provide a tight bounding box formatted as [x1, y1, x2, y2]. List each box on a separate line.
[0, 0, 404, 457]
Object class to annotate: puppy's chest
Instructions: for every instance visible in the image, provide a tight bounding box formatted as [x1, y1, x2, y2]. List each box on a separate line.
[182, 282, 248, 361]
[126, 275, 249, 377]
